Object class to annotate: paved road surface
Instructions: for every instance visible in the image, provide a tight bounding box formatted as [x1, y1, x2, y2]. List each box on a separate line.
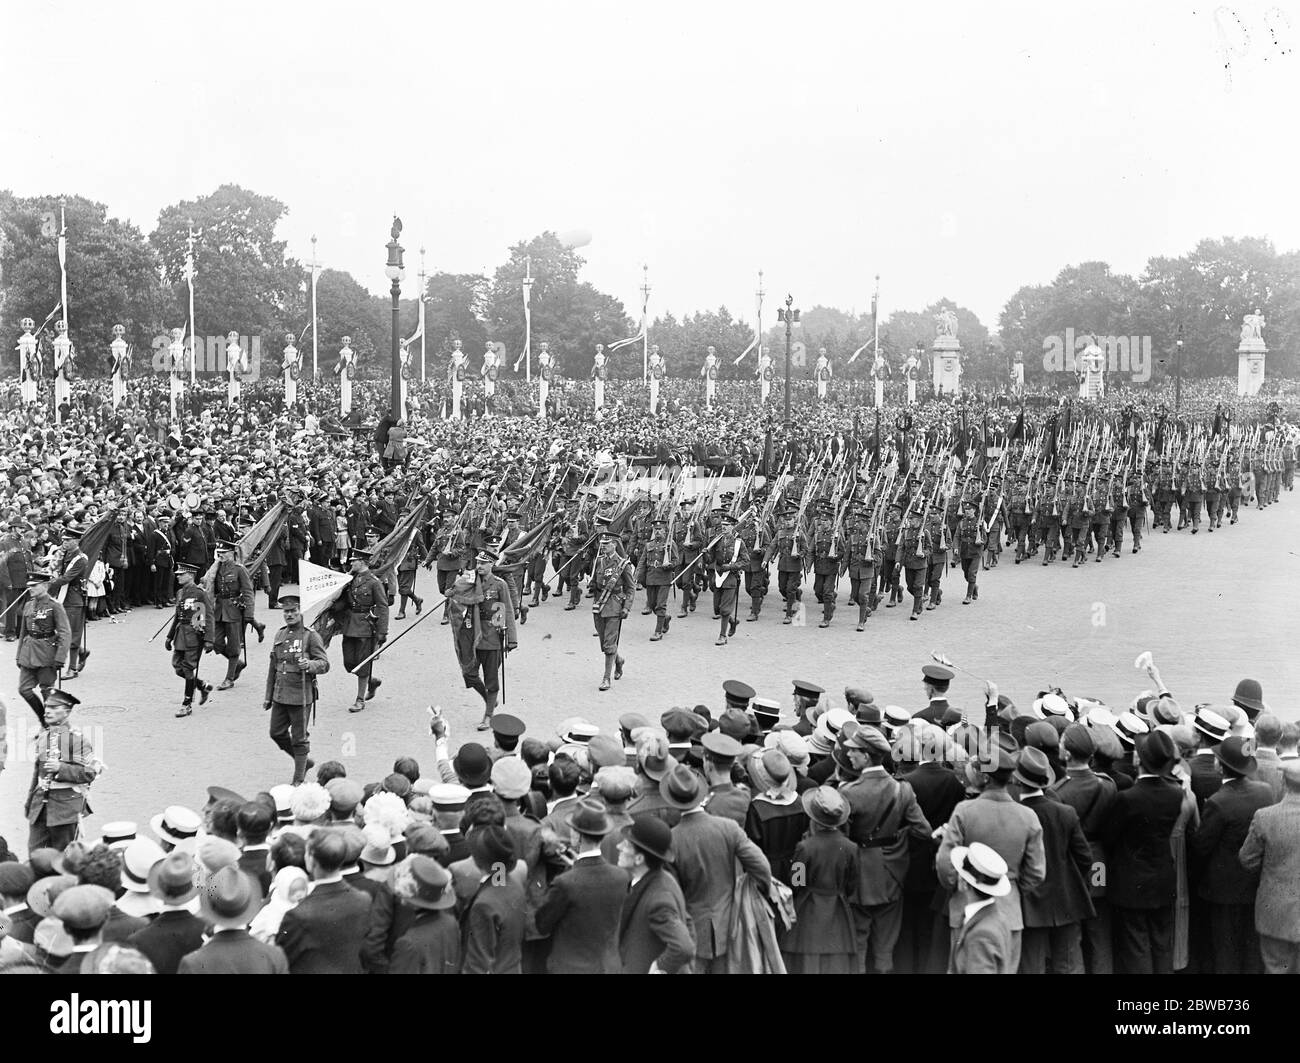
[3, 497, 1296, 846]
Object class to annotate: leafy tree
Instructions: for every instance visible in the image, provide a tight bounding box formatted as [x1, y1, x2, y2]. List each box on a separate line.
[650, 307, 754, 379]
[0, 192, 163, 372]
[150, 184, 302, 340]
[422, 271, 489, 361]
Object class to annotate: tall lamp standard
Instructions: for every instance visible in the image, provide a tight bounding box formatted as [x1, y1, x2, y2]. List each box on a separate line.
[777, 294, 799, 429]
[385, 217, 405, 420]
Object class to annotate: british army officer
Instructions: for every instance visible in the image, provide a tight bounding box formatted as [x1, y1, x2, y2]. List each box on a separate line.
[337, 547, 390, 714]
[25, 690, 99, 851]
[634, 517, 678, 643]
[264, 595, 330, 785]
[591, 531, 635, 691]
[167, 563, 215, 718]
[212, 540, 256, 691]
[16, 569, 71, 723]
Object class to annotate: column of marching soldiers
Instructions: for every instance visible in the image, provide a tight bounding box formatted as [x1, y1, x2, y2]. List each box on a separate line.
[451, 419, 1295, 651]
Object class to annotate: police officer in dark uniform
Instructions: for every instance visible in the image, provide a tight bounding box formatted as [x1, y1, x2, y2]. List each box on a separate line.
[212, 540, 257, 690]
[47, 525, 89, 681]
[15, 570, 70, 722]
[167, 563, 215, 718]
[338, 547, 390, 714]
[590, 532, 634, 691]
[264, 595, 330, 784]
[634, 517, 678, 642]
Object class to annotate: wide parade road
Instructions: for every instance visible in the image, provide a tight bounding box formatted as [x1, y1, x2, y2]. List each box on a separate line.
[3, 495, 1296, 844]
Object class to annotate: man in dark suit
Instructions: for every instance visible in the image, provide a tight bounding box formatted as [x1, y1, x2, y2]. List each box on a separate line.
[1190, 736, 1273, 974]
[897, 726, 966, 974]
[1015, 747, 1095, 973]
[0, 863, 39, 944]
[1189, 708, 1229, 811]
[127, 851, 205, 975]
[388, 856, 460, 975]
[179, 867, 288, 974]
[461, 825, 526, 974]
[308, 498, 335, 568]
[617, 818, 695, 974]
[286, 504, 311, 585]
[275, 829, 372, 974]
[913, 663, 959, 726]
[1054, 722, 1117, 974]
[1100, 730, 1185, 975]
[839, 723, 932, 974]
[346, 496, 369, 555]
[535, 801, 631, 973]
[236, 802, 274, 897]
[662, 764, 771, 973]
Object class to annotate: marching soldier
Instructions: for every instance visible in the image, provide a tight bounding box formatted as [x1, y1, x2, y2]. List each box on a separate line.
[24, 689, 99, 851]
[1108, 472, 1129, 557]
[634, 517, 678, 642]
[957, 498, 983, 604]
[880, 500, 904, 607]
[1205, 459, 1224, 532]
[1038, 474, 1062, 565]
[167, 563, 215, 717]
[494, 511, 526, 624]
[48, 524, 89, 681]
[705, 511, 749, 645]
[810, 500, 842, 628]
[212, 540, 257, 691]
[741, 503, 771, 622]
[558, 498, 594, 611]
[264, 595, 329, 785]
[434, 508, 470, 623]
[1127, 469, 1148, 553]
[844, 502, 878, 631]
[448, 546, 518, 730]
[899, 508, 927, 620]
[1185, 462, 1205, 533]
[923, 507, 948, 611]
[1067, 477, 1091, 567]
[395, 525, 427, 620]
[1088, 478, 1111, 562]
[1009, 473, 1031, 564]
[337, 547, 389, 714]
[15, 570, 70, 723]
[591, 532, 634, 691]
[674, 500, 702, 618]
[775, 505, 805, 625]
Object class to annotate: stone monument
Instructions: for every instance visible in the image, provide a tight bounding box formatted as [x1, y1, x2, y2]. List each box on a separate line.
[932, 308, 961, 397]
[1237, 310, 1266, 398]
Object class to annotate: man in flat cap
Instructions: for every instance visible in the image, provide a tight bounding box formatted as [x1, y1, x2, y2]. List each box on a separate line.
[840, 722, 932, 973]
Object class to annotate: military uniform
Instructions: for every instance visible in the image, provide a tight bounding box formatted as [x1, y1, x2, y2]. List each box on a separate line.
[899, 513, 927, 620]
[557, 507, 594, 609]
[879, 505, 904, 606]
[674, 504, 703, 617]
[739, 513, 771, 621]
[1205, 466, 1224, 530]
[47, 543, 88, 678]
[923, 512, 947, 610]
[264, 616, 330, 784]
[25, 701, 99, 851]
[1126, 477, 1147, 552]
[211, 557, 255, 686]
[168, 578, 215, 714]
[338, 568, 390, 701]
[774, 511, 804, 624]
[448, 568, 519, 720]
[1009, 477, 1031, 563]
[705, 516, 749, 643]
[634, 522, 678, 640]
[16, 590, 70, 722]
[1038, 478, 1062, 564]
[810, 505, 841, 627]
[396, 531, 427, 618]
[1184, 466, 1205, 533]
[956, 502, 983, 603]
[1108, 479, 1129, 556]
[590, 542, 635, 690]
[844, 508, 878, 630]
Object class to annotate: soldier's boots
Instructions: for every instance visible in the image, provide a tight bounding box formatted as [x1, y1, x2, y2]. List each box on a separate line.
[910, 594, 924, 620]
[856, 599, 870, 631]
[819, 599, 834, 628]
[962, 584, 974, 605]
[747, 595, 762, 621]
[651, 616, 664, 641]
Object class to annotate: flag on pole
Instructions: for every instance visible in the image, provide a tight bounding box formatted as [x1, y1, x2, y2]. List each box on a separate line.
[404, 298, 425, 347]
[515, 278, 532, 371]
[607, 317, 645, 352]
[847, 337, 875, 365]
[497, 515, 556, 568]
[297, 560, 354, 628]
[732, 336, 759, 365]
[200, 502, 290, 587]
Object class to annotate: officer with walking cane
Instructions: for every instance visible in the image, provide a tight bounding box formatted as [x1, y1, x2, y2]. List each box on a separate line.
[167, 563, 214, 718]
[264, 595, 329, 785]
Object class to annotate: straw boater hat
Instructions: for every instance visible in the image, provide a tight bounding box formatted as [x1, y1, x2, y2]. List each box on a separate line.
[950, 843, 1011, 898]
